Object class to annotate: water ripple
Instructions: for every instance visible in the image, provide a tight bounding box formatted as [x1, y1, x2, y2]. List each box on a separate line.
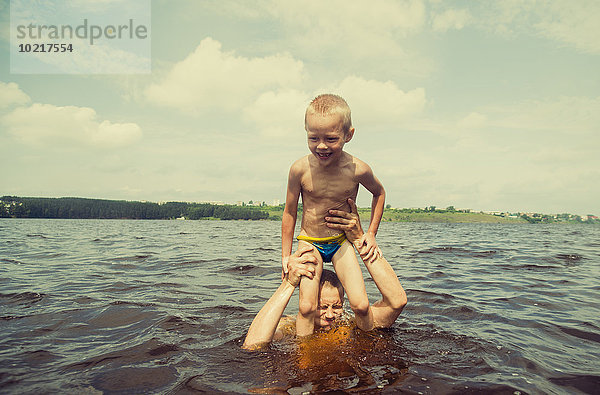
[0, 219, 598, 394]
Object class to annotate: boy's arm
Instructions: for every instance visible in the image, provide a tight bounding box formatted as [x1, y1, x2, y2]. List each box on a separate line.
[357, 161, 386, 262]
[281, 162, 302, 275]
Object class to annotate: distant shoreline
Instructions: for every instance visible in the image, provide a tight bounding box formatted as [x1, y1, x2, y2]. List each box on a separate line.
[378, 210, 526, 224]
[262, 206, 597, 225]
[2, 196, 597, 224]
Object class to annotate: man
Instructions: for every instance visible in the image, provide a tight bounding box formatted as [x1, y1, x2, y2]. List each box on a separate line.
[243, 199, 406, 350]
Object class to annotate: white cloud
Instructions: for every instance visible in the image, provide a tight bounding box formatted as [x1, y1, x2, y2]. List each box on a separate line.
[217, 0, 426, 33]
[2, 103, 142, 148]
[256, 0, 426, 60]
[0, 82, 31, 108]
[145, 37, 305, 113]
[533, 0, 600, 54]
[431, 8, 471, 32]
[332, 75, 426, 128]
[432, 96, 599, 139]
[243, 90, 309, 137]
[243, 75, 428, 137]
[490, 96, 600, 134]
[470, 0, 534, 37]
[457, 112, 486, 130]
[471, 0, 600, 54]
[270, 0, 425, 35]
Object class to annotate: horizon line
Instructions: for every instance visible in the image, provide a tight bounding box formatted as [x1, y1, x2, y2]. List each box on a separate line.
[1, 194, 596, 217]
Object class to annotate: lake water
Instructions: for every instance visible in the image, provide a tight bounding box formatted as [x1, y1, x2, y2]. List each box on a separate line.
[1, 219, 599, 394]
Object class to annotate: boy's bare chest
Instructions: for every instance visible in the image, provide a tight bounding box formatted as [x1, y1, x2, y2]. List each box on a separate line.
[300, 168, 358, 200]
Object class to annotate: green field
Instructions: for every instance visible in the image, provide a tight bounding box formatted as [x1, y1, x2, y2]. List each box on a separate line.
[261, 206, 526, 223]
[374, 210, 525, 223]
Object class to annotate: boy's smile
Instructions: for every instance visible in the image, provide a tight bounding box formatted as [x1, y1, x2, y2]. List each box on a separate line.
[305, 112, 354, 166]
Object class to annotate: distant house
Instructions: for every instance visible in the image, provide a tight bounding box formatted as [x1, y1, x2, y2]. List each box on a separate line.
[483, 211, 503, 216]
[200, 201, 225, 205]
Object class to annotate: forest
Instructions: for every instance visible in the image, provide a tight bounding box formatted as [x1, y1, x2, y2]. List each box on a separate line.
[0, 196, 269, 220]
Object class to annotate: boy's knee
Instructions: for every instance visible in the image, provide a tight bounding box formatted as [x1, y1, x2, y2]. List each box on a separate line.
[299, 298, 317, 316]
[349, 298, 370, 316]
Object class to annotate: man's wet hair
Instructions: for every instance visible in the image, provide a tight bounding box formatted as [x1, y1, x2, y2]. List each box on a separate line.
[320, 269, 344, 299]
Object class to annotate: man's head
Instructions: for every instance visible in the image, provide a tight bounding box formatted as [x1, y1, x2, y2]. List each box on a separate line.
[316, 269, 345, 329]
[304, 94, 355, 166]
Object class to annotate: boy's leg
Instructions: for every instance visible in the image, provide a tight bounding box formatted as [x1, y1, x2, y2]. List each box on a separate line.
[296, 241, 323, 337]
[332, 242, 373, 331]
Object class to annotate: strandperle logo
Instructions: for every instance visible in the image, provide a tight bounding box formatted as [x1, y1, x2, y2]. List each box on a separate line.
[10, 0, 151, 74]
[15, 19, 148, 45]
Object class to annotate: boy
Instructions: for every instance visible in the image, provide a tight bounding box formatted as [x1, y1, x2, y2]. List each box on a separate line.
[282, 94, 385, 336]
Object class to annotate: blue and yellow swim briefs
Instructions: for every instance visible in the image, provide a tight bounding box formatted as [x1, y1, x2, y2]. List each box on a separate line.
[297, 233, 347, 263]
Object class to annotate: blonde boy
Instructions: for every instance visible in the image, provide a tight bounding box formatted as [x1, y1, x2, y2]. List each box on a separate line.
[282, 94, 385, 336]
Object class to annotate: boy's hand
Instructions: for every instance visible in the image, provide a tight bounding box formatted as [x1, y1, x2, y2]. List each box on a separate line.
[356, 232, 382, 264]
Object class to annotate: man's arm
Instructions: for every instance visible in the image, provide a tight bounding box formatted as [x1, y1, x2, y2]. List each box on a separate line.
[243, 245, 316, 350]
[326, 199, 406, 328]
[242, 280, 296, 350]
[363, 255, 406, 328]
[281, 162, 302, 276]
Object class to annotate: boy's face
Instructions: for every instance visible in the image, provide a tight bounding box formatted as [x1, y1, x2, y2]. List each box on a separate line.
[305, 112, 354, 166]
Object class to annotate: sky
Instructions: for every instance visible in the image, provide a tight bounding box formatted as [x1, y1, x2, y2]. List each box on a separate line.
[0, 0, 598, 215]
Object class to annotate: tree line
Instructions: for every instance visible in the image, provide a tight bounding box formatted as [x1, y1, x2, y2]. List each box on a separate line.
[0, 196, 269, 220]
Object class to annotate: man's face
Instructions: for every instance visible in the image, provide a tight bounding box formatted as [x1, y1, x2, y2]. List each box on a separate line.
[315, 285, 344, 329]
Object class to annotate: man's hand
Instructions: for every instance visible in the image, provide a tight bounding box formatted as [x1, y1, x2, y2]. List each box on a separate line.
[285, 244, 317, 287]
[326, 198, 381, 263]
[325, 198, 364, 244]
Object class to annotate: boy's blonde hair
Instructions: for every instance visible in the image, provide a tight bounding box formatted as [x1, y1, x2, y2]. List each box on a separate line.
[305, 94, 352, 134]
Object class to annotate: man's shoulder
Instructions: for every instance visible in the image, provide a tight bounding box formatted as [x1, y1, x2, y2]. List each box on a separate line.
[280, 315, 296, 326]
[275, 316, 296, 339]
